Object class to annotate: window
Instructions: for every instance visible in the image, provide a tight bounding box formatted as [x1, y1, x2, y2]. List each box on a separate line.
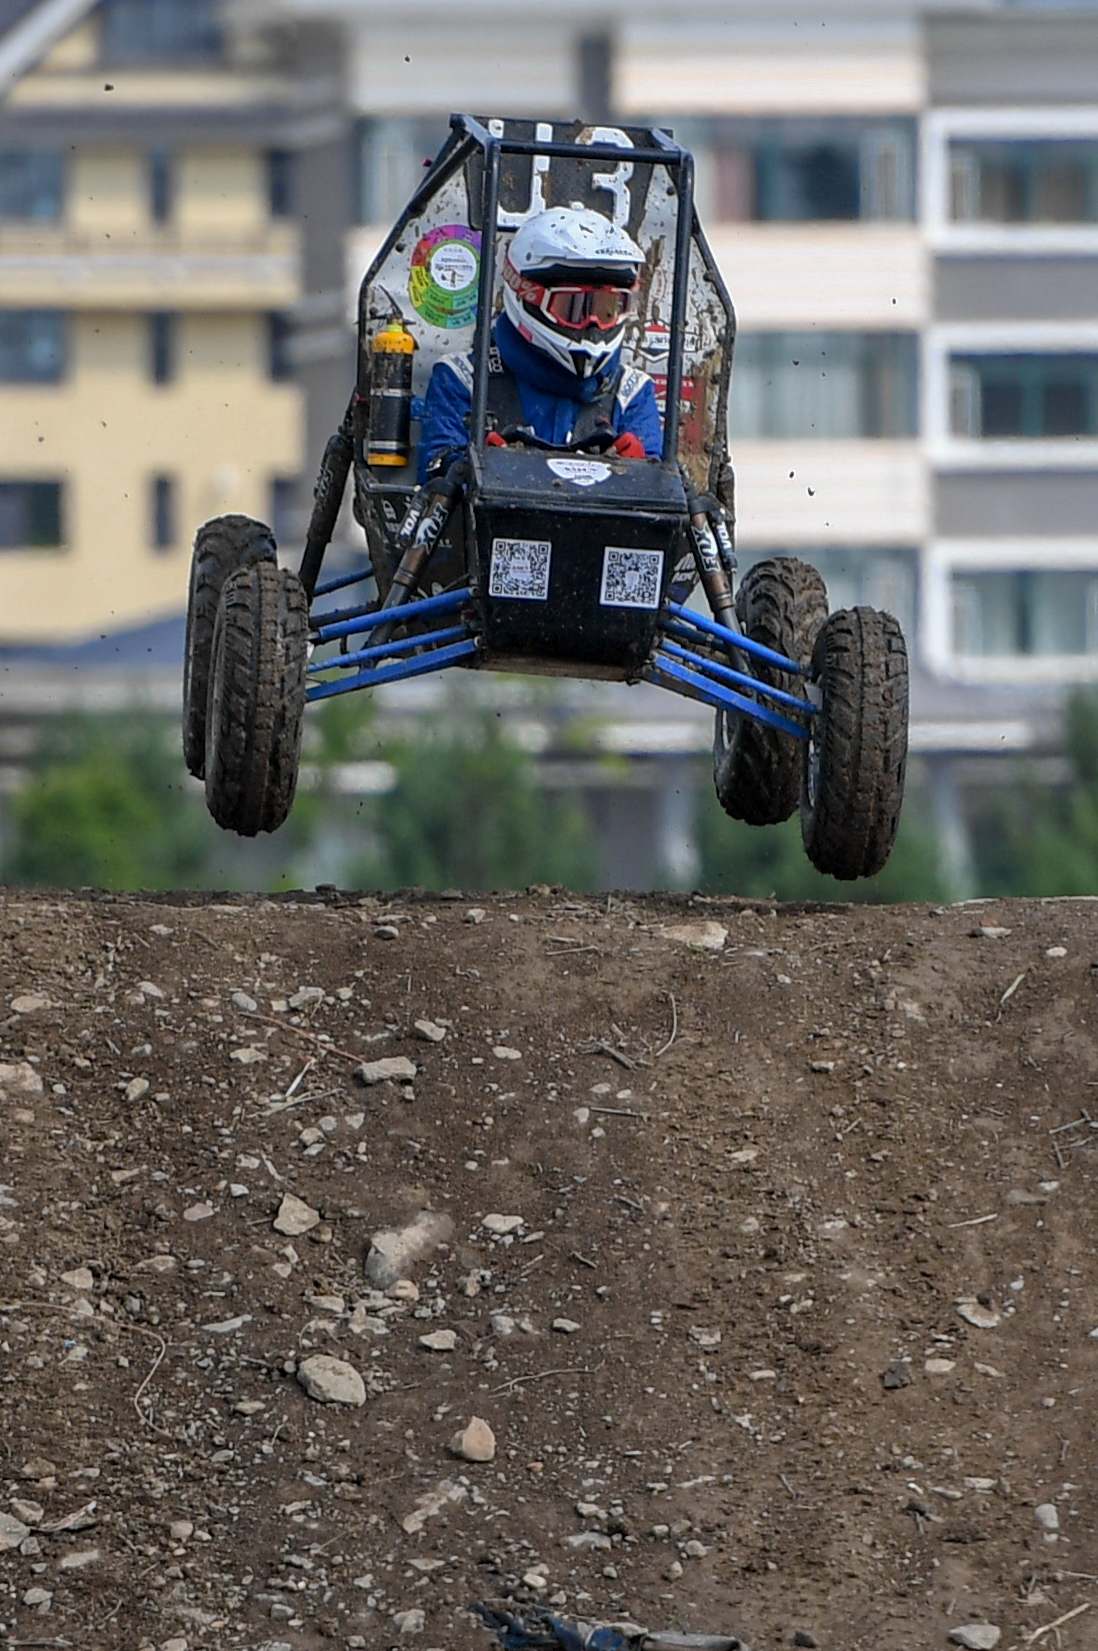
[658, 117, 915, 223]
[151, 475, 176, 550]
[0, 150, 63, 221]
[268, 150, 295, 219]
[949, 354, 1098, 438]
[270, 477, 300, 546]
[0, 311, 65, 382]
[356, 117, 451, 224]
[149, 312, 175, 384]
[953, 570, 1098, 658]
[949, 139, 1098, 225]
[269, 313, 294, 381]
[149, 148, 173, 224]
[0, 481, 63, 549]
[731, 332, 918, 439]
[101, 0, 222, 62]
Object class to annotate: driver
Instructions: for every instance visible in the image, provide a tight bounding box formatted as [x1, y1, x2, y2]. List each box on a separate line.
[417, 206, 662, 482]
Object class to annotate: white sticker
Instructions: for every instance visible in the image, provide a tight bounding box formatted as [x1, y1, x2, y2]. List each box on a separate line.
[600, 546, 663, 610]
[429, 240, 478, 293]
[489, 537, 552, 601]
[547, 458, 611, 487]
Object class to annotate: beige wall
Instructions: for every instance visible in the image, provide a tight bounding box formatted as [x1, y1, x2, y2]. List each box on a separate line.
[0, 312, 301, 642]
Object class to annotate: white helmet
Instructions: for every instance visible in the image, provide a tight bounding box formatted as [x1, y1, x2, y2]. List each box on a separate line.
[501, 207, 643, 380]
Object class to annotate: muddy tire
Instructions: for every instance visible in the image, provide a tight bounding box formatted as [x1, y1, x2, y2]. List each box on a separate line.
[204, 562, 308, 837]
[183, 515, 277, 778]
[801, 607, 908, 881]
[713, 557, 828, 825]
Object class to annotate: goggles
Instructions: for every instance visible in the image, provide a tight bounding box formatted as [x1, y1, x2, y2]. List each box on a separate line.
[541, 284, 633, 331]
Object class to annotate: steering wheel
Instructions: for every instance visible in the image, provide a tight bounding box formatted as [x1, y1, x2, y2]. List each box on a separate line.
[495, 424, 618, 455]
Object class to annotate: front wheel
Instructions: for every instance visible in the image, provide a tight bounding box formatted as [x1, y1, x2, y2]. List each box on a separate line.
[183, 515, 277, 778]
[204, 562, 308, 837]
[801, 607, 908, 881]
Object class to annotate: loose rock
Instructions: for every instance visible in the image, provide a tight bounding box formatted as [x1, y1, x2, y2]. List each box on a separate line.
[948, 1627, 1001, 1650]
[449, 1417, 496, 1462]
[355, 1056, 417, 1085]
[365, 1210, 453, 1288]
[273, 1193, 320, 1236]
[296, 1354, 367, 1406]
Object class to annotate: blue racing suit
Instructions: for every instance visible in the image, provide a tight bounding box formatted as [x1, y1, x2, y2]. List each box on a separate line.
[417, 313, 663, 483]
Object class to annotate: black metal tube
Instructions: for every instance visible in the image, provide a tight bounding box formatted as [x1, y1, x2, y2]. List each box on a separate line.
[299, 396, 355, 601]
[469, 137, 502, 455]
[661, 147, 696, 465]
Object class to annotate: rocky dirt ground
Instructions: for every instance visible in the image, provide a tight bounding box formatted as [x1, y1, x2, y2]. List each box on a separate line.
[1, 887, 1097, 1651]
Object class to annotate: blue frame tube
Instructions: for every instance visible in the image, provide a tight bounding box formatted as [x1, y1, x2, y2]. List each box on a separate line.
[665, 601, 807, 675]
[658, 638, 813, 717]
[312, 585, 473, 646]
[645, 653, 808, 737]
[313, 565, 374, 599]
[306, 637, 480, 702]
[310, 623, 468, 675]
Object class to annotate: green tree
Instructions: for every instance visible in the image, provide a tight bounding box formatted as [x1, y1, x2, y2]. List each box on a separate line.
[695, 766, 950, 903]
[971, 687, 1098, 896]
[353, 712, 598, 891]
[2, 712, 219, 890]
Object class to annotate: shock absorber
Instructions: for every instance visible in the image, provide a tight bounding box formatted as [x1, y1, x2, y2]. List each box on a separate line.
[687, 489, 735, 630]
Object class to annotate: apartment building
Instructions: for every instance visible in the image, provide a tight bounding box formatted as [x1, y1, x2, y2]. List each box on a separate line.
[0, 0, 309, 644]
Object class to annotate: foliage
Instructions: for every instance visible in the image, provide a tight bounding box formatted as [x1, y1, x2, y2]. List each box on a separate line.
[1, 712, 223, 890]
[695, 765, 951, 903]
[970, 687, 1098, 897]
[350, 711, 598, 891]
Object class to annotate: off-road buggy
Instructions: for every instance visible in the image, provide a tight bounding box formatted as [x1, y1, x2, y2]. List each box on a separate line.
[182, 114, 908, 881]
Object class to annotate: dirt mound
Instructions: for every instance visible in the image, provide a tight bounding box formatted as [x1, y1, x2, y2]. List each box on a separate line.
[1, 888, 1096, 1651]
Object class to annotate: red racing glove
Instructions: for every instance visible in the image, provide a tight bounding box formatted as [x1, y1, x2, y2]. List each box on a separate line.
[485, 431, 508, 448]
[612, 431, 646, 459]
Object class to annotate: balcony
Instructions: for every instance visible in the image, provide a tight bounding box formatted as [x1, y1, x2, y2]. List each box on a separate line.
[0, 221, 301, 309]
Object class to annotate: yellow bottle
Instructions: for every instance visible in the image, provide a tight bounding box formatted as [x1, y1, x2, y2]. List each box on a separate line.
[367, 320, 416, 468]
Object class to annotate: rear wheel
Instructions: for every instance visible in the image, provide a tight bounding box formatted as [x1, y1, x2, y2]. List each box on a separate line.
[204, 562, 308, 837]
[183, 514, 276, 778]
[801, 606, 909, 880]
[713, 557, 828, 825]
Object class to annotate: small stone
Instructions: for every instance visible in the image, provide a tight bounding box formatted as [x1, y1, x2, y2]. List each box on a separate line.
[125, 1076, 151, 1102]
[60, 1266, 94, 1291]
[482, 1213, 524, 1236]
[182, 1202, 214, 1222]
[881, 1362, 912, 1390]
[296, 1354, 366, 1406]
[492, 1046, 522, 1061]
[374, 924, 400, 940]
[689, 1327, 721, 1348]
[562, 1531, 612, 1551]
[388, 1278, 419, 1302]
[413, 1019, 446, 1043]
[393, 1608, 425, 1635]
[1045, 946, 1067, 959]
[973, 925, 1010, 939]
[230, 1045, 267, 1065]
[168, 1519, 194, 1542]
[401, 1479, 467, 1535]
[449, 1417, 496, 1462]
[948, 1626, 1001, 1650]
[957, 1298, 1001, 1330]
[137, 980, 164, 999]
[355, 1056, 417, 1085]
[728, 1147, 759, 1164]
[231, 990, 258, 1012]
[465, 908, 487, 924]
[365, 1211, 453, 1288]
[660, 921, 727, 952]
[22, 1585, 52, 1607]
[925, 1358, 956, 1375]
[58, 1548, 100, 1570]
[11, 994, 49, 1014]
[793, 1636, 819, 1650]
[419, 1329, 457, 1353]
[273, 1193, 320, 1236]
[10, 1500, 43, 1526]
[552, 1318, 580, 1335]
[0, 1062, 45, 1098]
[1034, 1503, 1060, 1533]
[201, 1313, 252, 1334]
[0, 1513, 30, 1551]
[288, 986, 325, 1009]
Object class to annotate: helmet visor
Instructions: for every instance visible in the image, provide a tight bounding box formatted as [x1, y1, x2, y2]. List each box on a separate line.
[542, 284, 632, 332]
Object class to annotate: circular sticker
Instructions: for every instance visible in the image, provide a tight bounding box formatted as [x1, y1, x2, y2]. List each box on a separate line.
[409, 225, 481, 329]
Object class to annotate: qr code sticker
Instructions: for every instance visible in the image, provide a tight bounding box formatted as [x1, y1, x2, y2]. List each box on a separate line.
[489, 537, 552, 601]
[600, 546, 663, 610]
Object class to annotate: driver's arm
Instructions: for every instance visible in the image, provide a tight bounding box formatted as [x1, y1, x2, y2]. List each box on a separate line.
[616, 370, 663, 459]
[417, 356, 473, 483]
